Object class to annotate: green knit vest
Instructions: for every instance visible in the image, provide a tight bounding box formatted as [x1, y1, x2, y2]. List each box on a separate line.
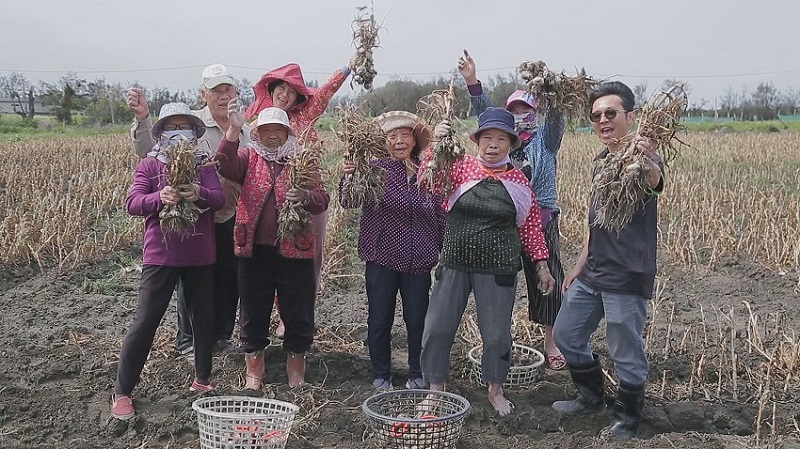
[440, 179, 521, 274]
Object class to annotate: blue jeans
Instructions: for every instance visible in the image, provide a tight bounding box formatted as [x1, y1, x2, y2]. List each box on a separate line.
[553, 278, 649, 386]
[365, 262, 431, 381]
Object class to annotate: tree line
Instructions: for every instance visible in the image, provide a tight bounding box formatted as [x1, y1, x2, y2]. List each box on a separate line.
[0, 72, 255, 126]
[1, 71, 798, 126]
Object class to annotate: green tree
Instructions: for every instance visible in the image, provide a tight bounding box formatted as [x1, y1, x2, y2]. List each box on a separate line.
[750, 82, 779, 119]
[82, 80, 132, 125]
[39, 73, 89, 125]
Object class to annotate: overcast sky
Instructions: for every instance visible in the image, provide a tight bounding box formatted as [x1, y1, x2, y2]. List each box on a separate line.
[1, 0, 798, 107]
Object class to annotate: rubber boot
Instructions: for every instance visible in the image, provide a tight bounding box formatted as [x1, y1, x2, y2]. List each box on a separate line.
[609, 382, 645, 440]
[286, 352, 306, 388]
[244, 351, 264, 390]
[552, 353, 607, 415]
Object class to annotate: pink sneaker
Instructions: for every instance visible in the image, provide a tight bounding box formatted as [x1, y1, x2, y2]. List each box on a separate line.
[189, 379, 216, 392]
[110, 394, 135, 420]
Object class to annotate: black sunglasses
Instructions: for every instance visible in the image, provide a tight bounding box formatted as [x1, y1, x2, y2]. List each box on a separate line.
[589, 108, 627, 123]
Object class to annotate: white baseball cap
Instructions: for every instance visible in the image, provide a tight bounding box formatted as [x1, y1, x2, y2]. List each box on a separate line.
[250, 107, 295, 143]
[201, 64, 235, 89]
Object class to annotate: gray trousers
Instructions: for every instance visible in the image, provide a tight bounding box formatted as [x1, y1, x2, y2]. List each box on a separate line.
[553, 278, 649, 385]
[421, 266, 516, 385]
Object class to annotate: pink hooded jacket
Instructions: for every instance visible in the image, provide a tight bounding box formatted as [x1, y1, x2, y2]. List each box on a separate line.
[246, 63, 348, 143]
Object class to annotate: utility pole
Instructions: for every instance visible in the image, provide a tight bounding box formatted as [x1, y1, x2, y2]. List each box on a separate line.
[107, 90, 115, 124]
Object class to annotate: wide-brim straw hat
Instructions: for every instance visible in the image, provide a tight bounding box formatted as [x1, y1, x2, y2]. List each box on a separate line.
[249, 107, 295, 145]
[374, 111, 432, 151]
[151, 102, 206, 139]
[469, 107, 522, 149]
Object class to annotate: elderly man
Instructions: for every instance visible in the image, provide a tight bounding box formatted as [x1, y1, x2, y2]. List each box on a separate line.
[126, 64, 250, 355]
[552, 81, 663, 440]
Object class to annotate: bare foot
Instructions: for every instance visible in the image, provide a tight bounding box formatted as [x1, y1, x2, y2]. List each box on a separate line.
[417, 383, 445, 414]
[488, 383, 514, 417]
[275, 320, 285, 340]
[286, 352, 305, 388]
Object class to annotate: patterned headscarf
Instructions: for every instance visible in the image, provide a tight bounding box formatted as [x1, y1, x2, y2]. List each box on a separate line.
[248, 135, 298, 163]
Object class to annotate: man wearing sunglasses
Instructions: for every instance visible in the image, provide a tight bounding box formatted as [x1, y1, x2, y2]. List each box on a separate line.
[552, 81, 663, 440]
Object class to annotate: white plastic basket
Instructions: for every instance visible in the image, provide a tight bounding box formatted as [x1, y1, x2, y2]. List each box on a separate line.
[468, 343, 545, 388]
[192, 396, 299, 449]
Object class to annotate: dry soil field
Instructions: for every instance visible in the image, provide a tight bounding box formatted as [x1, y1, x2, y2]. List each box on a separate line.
[1, 132, 799, 449]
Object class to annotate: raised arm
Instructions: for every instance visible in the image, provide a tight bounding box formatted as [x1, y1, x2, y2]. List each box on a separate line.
[537, 110, 566, 157]
[458, 49, 493, 117]
[302, 65, 351, 120]
[127, 88, 156, 158]
[215, 98, 250, 184]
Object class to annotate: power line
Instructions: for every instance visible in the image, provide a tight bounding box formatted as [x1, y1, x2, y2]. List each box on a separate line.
[2, 65, 800, 80]
[594, 68, 800, 80]
[0, 65, 209, 74]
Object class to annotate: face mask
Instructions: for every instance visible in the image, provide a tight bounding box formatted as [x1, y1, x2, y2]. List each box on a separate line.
[160, 129, 197, 143]
[513, 112, 537, 127]
[512, 112, 533, 124]
[512, 113, 538, 139]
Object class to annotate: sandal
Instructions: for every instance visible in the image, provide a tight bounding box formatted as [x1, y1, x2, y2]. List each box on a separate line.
[546, 352, 567, 370]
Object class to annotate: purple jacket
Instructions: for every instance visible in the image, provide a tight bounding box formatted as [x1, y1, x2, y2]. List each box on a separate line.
[339, 158, 446, 274]
[126, 158, 225, 266]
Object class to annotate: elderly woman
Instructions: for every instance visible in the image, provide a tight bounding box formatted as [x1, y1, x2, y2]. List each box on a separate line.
[339, 111, 446, 390]
[111, 103, 224, 420]
[247, 60, 355, 338]
[216, 104, 329, 389]
[458, 50, 567, 370]
[420, 107, 555, 416]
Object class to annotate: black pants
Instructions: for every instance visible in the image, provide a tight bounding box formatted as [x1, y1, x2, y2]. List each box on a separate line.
[176, 216, 239, 348]
[238, 244, 315, 354]
[116, 264, 214, 396]
[365, 262, 431, 380]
